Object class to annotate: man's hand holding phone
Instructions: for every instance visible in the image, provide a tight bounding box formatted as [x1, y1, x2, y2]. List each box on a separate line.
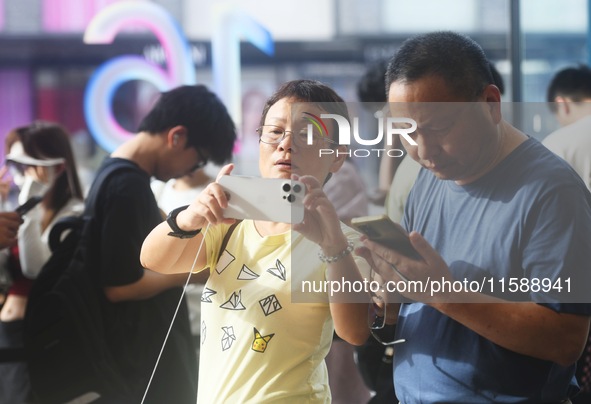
[350, 215, 419, 260]
[352, 215, 457, 304]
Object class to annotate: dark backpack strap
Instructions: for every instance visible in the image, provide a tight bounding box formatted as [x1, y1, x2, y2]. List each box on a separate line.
[47, 160, 136, 254]
[216, 220, 242, 262]
[48, 215, 84, 253]
[84, 159, 137, 217]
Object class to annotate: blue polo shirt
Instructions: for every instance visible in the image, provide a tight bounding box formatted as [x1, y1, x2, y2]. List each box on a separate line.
[394, 138, 591, 403]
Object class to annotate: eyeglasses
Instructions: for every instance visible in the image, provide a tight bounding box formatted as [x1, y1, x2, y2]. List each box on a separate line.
[189, 148, 208, 172]
[368, 266, 405, 346]
[368, 295, 405, 346]
[256, 125, 337, 148]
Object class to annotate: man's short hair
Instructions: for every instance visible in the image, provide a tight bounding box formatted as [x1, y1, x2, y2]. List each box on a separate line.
[546, 65, 591, 112]
[357, 59, 388, 103]
[138, 85, 236, 164]
[488, 61, 505, 95]
[386, 31, 494, 100]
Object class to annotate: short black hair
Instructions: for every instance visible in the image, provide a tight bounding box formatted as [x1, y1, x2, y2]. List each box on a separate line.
[357, 59, 388, 103]
[259, 79, 349, 142]
[546, 65, 591, 112]
[138, 85, 236, 164]
[386, 31, 494, 100]
[489, 61, 505, 95]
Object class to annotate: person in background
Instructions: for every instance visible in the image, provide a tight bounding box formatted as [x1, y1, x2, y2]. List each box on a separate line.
[81, 84, 236, 403]
[323, 156, 371, 404]
[151, 169, 214, 217]
[150, 168, 216, 391]
[141, 79, 371, 403]
[0, 122, 84, 403]
[357, 59, 399, 206]
[354, 59, 400, 404]
[543, 64, 591, 404]
[358, 31, 591, 403]
[543, 64, 591, 191]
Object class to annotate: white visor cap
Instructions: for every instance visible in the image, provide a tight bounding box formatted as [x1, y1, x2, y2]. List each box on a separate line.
[6, 141, 65, 167]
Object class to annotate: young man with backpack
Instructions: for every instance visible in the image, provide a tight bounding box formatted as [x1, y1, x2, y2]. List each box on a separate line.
[28, 85, 236, 404]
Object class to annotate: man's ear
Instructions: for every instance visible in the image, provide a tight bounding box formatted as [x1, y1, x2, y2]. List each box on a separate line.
[555, 96, 571, 115]
[483, 84, 502, 124]
[166, 126, 188, 148]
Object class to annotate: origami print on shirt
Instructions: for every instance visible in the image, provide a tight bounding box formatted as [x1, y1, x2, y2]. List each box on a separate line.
[201, 287, 217, 303]
[238, 264, 259, 280]
[267, 259, 286, 281]
[220, 290, 246, 310]
[216, 249, 235, 274]
[259, 294, 282, 316]
[251, 328, 274, 353]
[221, 326, 236, 351]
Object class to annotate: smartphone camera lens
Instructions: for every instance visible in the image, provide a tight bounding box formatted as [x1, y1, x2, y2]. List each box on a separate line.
[287, 194, 296, 203]
[293, 184, 302, 193]
[282, 183, 291, 192]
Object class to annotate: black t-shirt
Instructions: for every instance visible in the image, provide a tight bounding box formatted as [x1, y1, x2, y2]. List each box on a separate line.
[90, 157, 197, 403]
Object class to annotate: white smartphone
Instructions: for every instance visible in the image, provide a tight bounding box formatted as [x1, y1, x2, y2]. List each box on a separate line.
[350, 214, 419, 259]
[218, 175, 306, 224]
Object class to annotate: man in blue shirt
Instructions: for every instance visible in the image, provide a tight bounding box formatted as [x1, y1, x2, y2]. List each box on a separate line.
[358, 31, 591, 403]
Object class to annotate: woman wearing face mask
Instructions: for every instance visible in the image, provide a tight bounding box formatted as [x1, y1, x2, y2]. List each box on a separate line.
[0, 121, 84, 403]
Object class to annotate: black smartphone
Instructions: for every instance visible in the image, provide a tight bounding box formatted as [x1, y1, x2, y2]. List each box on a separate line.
[351, 214, 420, 259]
[15, 196, 43, 216]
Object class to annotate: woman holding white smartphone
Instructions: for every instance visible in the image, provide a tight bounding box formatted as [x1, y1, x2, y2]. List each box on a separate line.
[141, 80, 371, 403]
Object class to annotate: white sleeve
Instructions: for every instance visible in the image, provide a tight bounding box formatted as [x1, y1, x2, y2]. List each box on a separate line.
[18, 204, 49, 279]
[18, 199, 84, 279]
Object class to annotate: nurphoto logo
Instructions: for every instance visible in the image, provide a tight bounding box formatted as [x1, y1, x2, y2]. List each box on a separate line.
[305, 110, 418, 158]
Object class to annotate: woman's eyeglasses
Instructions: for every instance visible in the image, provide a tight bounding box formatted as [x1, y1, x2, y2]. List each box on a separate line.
[257, 125, 337, 148]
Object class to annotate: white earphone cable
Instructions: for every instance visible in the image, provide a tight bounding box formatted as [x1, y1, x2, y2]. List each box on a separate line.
[141, 222, 211, 404]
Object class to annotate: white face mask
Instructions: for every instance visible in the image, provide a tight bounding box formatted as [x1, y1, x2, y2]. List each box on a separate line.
[17, 175, 50, 206]
[15, 166, 58, 206]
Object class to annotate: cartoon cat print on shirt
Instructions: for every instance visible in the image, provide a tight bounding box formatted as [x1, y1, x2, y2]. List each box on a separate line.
[251, 328, 274, 353]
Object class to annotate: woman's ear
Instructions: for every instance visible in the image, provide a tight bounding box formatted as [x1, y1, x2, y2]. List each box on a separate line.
[329, 145, 348, 174]
[54, 162, 66, 175]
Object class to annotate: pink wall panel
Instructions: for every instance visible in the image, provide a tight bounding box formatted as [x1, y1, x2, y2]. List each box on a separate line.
[42, 0, 119, 32]
[0, 0, 5, 30]
[0, 70, 33, 159]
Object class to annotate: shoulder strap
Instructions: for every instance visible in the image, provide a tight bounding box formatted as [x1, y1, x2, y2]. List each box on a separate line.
[84, 159, 136, 217]
[46, 160, 136, 254]
[216, 220, 242, 262]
